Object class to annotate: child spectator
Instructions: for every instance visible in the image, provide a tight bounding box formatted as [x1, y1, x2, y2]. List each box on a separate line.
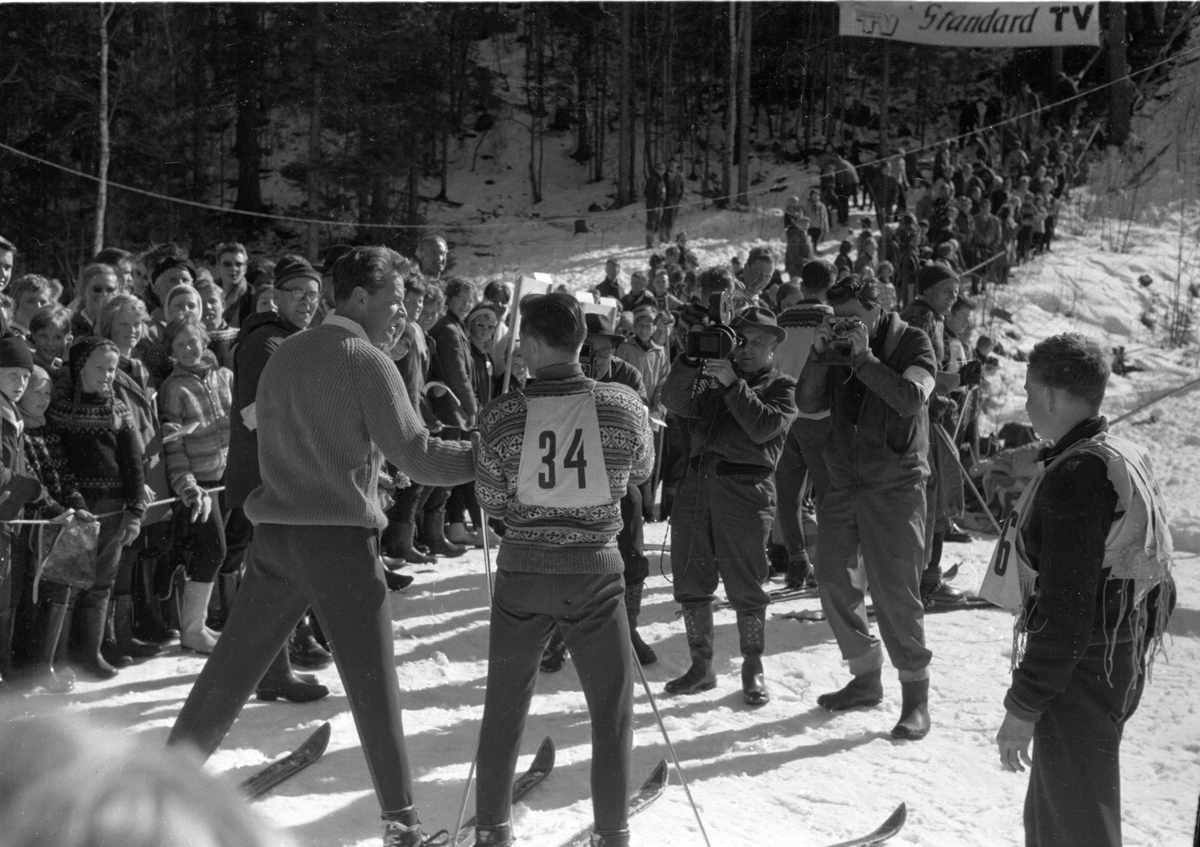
[195, 278, 238, 366]
[14, 365, 92, 693]
[28, 305, 73, 376]
[8, 274, 53, 339]
[253, 283, 276, 314]
[834, 240, 855, 278]
[46, 337, 145, 680]
[158, 315, 233, 654]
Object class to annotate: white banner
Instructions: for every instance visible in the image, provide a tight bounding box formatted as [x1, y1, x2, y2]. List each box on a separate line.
[838, 2, 1101, 47]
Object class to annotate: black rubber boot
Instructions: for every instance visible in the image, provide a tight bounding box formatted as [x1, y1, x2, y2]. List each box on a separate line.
[474, 823, 512, 847]
[208, 570, 241, 631]
[817, 668, 884, 711]
[29, 600, 73, 694]
[664, 604, 716, 695]
[784, 551, 816, 591]
[99, 601, 133, 668]
[625, 582, 657, 666]
[737, 608, 769, 706]
[388, 521, 436, 565]
[113, 594, 161, 658]
[422, 509, 467, 558]
[540, 626, 567, 673]
[73, 597, 119, 680]
[134, 553, 178, 643]
[255, 647, 330, 703]
[290, 617, 333, 669]
[891, 678, 931, 740]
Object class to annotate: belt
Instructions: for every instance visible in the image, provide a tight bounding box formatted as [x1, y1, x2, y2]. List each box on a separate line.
[688, 455, 771, 479]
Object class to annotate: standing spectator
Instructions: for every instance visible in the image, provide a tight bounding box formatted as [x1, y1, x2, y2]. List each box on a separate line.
[645, 162, 666, 248]
[833, 152, 859, 226]
[804, 188, 830, 253]
[0, 235, 15, 292]
[995, 333, 1174, 847]
[28, 305, 72, 377]
[416, 235, 449, 281]
[834, 240, 855, 278]
[214, 242, 253, 329]
[620, 271, 656, 313]
[797, 275, 937, 740]
[195, 277, 238, 365]
[8, 274, 52, 339]
[594, 259, 623, 301]
[660, 158, 685, 244]
[661, 300, 797, 705]
[430, 278, 480, 427]
[71, 264, 122, 339]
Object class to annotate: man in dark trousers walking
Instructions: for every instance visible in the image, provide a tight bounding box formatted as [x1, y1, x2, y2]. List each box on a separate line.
[472, 293, 654, 847]
[169, 247, 475, 847]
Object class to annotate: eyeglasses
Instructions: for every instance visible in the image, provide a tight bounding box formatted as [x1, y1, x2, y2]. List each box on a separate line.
[278, 287, 321, 303]
[470, 321, 497, 331]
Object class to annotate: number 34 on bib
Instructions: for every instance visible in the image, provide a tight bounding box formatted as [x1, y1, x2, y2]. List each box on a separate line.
[516, 394, 611, 508]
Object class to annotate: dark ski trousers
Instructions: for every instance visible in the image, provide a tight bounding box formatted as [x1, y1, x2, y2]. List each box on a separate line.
[168, 523, 417, 815]
[1024, 643, 1146, 847]
[477, 569, 633, 832]
[671, 459, 773, 612]
[815, 479, 931, 681]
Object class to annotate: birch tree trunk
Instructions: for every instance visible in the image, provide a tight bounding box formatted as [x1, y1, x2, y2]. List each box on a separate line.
[94, 1, 113, 255]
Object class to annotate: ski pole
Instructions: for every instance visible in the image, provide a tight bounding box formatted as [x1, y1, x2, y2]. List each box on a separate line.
[631, 651, 714, 847]
[935, 424, 1003, 536]
[453, 519, 496, 845]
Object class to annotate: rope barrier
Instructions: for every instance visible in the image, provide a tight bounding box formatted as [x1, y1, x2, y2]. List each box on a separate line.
[2, 487, 224, 525]
[1, 38, 1196, 235]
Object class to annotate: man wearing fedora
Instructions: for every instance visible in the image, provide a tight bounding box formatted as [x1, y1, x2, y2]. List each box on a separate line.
[660, 293, 797, 705]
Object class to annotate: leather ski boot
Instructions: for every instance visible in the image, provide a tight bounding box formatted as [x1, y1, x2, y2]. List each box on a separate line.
[422, 508, 466, 558]
[664, 603, 716, 695]
[255, 648, 329, 703]
[474, 823, 511, 847]
[113, 594, 161, 658]
[737, 608, 769, 705]
[290, 616, 333, 669]
[540, 627, 568, 673]
[382, 807, 449, 847]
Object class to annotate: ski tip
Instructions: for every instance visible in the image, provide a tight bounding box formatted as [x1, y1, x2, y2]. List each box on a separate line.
[883, 803, 907, 830]
[310, 721, 332, 752]
[533, 736, 555, 769]
[645, 759, 669, 791]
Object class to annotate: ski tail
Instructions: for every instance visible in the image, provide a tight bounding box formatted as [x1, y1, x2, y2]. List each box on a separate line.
[455, 737, 556, 846]
[239, 722, 331, 800]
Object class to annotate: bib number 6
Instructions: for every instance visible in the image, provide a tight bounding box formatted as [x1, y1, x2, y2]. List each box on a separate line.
[538, 428, 588, 490]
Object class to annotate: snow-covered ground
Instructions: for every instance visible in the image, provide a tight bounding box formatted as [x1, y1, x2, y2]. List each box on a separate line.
[4, 21, 1200, 847]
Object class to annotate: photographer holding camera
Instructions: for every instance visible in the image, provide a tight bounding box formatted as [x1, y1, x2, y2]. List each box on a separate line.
[660, 269, 797, 706]
[797, 274, 938, 740]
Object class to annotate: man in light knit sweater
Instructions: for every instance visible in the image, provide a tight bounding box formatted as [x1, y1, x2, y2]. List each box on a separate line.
[472, 293, 654, 847]
[169, 247, 474, 847]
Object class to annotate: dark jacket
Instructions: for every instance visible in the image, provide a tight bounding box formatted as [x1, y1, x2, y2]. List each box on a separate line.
[429, 311, 477, 422]
[661, 357, 797, 474]
[797, 313, 936, 488]
[1005, 417, 1175, 721]
[225, 310, 304, 509]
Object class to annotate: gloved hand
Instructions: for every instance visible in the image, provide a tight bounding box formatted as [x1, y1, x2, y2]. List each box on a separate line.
[117, 511, 142, 547]
[181, 484, 212, 523]
[959, 359, 984, 387]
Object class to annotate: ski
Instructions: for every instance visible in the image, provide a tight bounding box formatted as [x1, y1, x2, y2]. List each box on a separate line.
[555, 759, 669, 847]
[781, 597, 999, 624]
[716, 584, 819, 611]
[454, 737, 556, 846]
[239, 722, 331, 800]
[820, 802, 907, 847]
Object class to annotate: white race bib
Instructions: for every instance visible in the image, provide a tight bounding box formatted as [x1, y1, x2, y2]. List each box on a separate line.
[516, 393, 609, 508]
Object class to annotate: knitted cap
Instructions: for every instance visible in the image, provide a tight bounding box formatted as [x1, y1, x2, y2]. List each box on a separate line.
[151, 256, 196, 283]
[633, 304, 657, 323]
[274, 257, 322, 289]
[0, 336, 33, 371]
[917, 263, 959, 293]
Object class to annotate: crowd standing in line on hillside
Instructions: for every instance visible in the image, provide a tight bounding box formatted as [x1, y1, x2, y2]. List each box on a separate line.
[0, 109, 1176, 847]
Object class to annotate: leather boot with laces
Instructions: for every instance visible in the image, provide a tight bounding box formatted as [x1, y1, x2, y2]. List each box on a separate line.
[474, 823, 512, 847]
[591, 829, 631, 847]
[737, 609, 769, 706]
[664, 604, 715, 695]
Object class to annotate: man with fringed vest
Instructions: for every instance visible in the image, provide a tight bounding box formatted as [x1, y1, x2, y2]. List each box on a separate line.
[988, 332, 1175, 847]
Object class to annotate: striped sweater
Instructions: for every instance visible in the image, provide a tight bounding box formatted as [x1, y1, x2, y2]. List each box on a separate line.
[158, 353, 233, 495]
[475, 362, 654, 575]
[243, 316, 475, 529]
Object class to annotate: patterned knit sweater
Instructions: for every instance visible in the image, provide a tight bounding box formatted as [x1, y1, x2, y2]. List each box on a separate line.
[475, 362, 654, 575]
[46, 392, 145, 516]
[159, 352, 233, 494]
[243, 316, 475, 529]
[22, 425, 88, 519]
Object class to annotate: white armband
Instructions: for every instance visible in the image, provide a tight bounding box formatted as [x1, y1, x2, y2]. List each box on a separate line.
[241, 402, 258, 432]
[903, 366, 936, 404]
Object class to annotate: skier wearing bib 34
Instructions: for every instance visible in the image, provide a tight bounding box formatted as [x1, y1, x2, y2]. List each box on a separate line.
[993, 332, 1174, 847]
[472, 292, 654, 847]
